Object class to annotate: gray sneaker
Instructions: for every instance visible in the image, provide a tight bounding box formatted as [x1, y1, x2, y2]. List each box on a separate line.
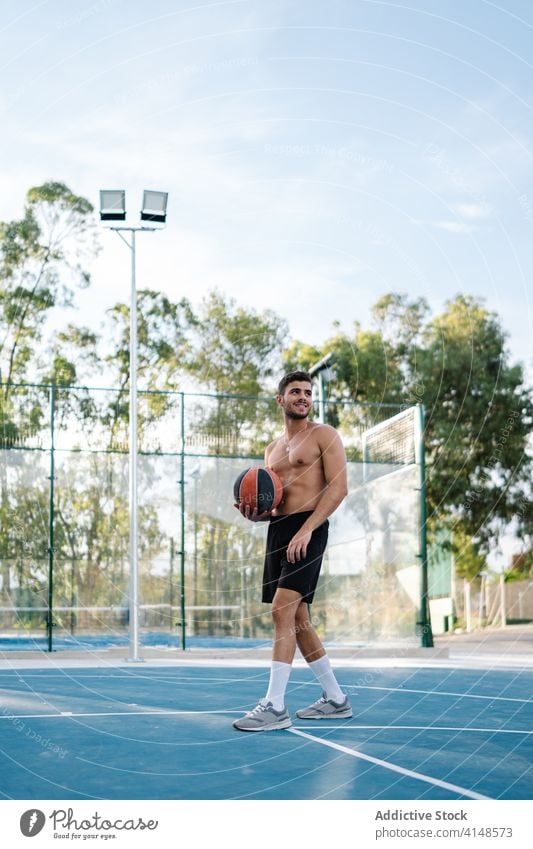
[232, 700, 292, 732]
[295, 692, 352, 719]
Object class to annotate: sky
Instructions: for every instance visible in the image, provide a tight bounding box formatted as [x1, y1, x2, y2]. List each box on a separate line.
[1, 0, 532, 380]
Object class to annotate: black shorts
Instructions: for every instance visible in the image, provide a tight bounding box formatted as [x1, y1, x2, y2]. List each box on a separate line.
[262, 511, 329, 605]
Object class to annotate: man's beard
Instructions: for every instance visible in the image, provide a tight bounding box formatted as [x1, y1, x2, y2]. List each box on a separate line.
[285, 407, 309, 420]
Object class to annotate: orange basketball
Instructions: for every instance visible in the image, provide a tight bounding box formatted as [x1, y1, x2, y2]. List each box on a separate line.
[233, 467, 283, 514]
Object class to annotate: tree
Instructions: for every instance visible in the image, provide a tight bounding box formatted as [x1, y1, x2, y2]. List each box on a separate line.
[98, 290, 195, 450]
[372, 292, 429, 361]
[0, 182, 97, 445]
[452, 525, 486, 581]
[39, 291, 197, 620]
[188, 290, 287, 395]
[416, 295, 531, 549]
[505, 551, 533, 581]
[283, 293, 532, 551]
[0, 184, 97, 618]
[52, 453, 164, 619]
[186, 290, 288, 454]
[284, 321, 404, 407]
[0, 182, 96, 388]
[104, 290, 195, 392]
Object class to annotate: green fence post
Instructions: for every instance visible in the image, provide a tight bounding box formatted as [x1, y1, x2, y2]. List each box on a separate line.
[47, 383, 56, 652]
[179, 392, 186, 651]
[417, 404, 434, 648]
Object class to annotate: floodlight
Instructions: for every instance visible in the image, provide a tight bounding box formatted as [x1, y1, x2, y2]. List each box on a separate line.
[141, 190, 168, 223]
[97, 185, 169, 661]
[99, 190, 126, 221]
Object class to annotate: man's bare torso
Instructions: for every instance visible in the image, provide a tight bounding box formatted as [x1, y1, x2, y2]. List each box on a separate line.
[266, 421, 329, 515]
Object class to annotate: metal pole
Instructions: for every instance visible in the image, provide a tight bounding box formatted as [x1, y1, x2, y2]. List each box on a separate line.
[193, 477, 198, 629]
[309, 354, 334, 423]
[240, 564, 245, 639]
[500, 573, 507, 628]
[450, 531, 456, 623]
[417, 404, 433, 647]
[180, 392, 186, 651]
[47, 384, 55, 652]
[103, 220, 160, 660]
[318, 372, 325, 424]
[169, 537, 174, 624]
[128, 229, 142, 662]
[464, 580, 472, 633]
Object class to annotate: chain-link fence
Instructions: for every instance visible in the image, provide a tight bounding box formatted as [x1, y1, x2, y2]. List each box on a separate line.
[0, 383, 425, 651]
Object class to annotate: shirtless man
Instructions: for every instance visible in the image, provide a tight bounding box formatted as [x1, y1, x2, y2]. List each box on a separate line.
[233, 371, 352, 731]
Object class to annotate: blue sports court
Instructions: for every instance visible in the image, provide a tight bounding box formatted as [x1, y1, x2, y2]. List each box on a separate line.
[1, 657, 531, 800]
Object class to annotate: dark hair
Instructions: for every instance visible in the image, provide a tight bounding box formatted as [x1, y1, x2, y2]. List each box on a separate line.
[277, 371, 313, 395]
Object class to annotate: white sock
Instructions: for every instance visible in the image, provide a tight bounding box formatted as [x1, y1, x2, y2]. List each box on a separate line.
[308, 655, 344, 703]
[264, 661, 292, 710]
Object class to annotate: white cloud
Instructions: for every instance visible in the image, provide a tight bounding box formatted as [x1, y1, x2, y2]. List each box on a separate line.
[453, 201, 493, 220]
[433, 219, 474, 234]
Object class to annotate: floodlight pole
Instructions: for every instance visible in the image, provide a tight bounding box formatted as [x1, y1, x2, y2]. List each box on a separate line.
[100, 189, 168, 662]
[129, 228, 140, 663]
[105, 224, 157, 663]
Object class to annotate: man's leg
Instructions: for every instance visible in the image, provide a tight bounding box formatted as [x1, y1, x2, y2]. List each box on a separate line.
[294, 600, 351, 717]
[232, 588, 300, 731]
[262, 587, 302, 709]
[294, 599, 326, 663]
[271, 587, 302, 663]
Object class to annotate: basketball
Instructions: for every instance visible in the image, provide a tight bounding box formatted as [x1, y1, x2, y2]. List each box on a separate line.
[233, 467, 283, 514]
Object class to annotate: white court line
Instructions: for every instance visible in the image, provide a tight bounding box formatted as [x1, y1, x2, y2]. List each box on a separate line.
[0, 672, 251, 683]
[1, 711, 530, 735]
[0, 708, 240, 720]
[2, 657, 533, 671]
[1, 673, 531, 704]
[288, 728, 492, 800]
[342, 684, 532, 704]
[294, 725, 533, 735]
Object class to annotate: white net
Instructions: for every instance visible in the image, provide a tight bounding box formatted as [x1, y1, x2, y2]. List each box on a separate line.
[362, 406, 421, 468]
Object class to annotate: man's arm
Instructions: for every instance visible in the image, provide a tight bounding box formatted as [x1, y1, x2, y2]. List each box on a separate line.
[286, 426, 348, 562]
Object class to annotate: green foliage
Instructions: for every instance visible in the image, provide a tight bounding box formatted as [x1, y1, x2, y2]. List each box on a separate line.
[505, 551, 533, 581]
[283, 340, 322, 373]
[26, 182, 93, 217]
[52, 454, 164, 608]
[185, 291, 288, 454]
[452, 526, 486, 581]
[285, 324, 403, 407]
[188, 513, 266, 637]
[372, 292, 429, 356]
[105, 290, 195, 392]
[0, 181, 97, 442]
[96, 290, 196, 448]
[417, 296, 531, 548]
[286, 292, 532, 551]
[188, 290, 288, 395]
[43, 324, 100, 390]
[0, 453, 50, 626]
